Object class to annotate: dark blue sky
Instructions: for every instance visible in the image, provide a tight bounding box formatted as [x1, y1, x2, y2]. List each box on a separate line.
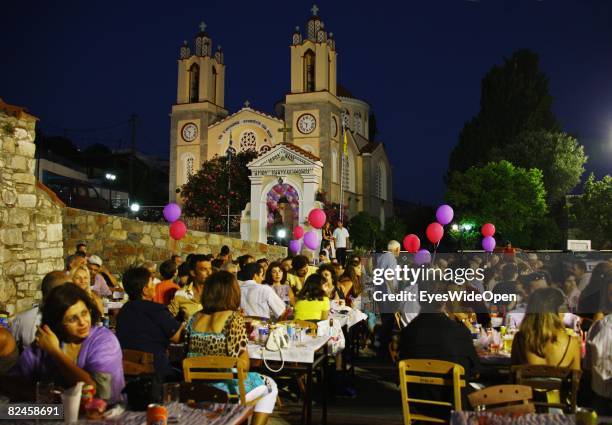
[2, 0, 611, 204]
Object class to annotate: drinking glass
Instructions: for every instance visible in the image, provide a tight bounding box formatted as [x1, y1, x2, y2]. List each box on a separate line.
[163, 383, 182, 421]
[36, 381, 55, 404]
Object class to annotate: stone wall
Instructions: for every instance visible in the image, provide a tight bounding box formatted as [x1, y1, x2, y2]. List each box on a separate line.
[0, 100, 64, 315]
[63, 208, 287, 277]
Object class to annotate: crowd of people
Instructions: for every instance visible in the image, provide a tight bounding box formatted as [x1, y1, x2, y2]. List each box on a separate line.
[0, 226, 369, 424]
[0, 232, 610, 420]
[374, 241, 612, 416]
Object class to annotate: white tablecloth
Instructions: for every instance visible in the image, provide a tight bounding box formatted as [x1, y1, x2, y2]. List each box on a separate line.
[331, 308, 367, 329]
[248, 335, 330, 363]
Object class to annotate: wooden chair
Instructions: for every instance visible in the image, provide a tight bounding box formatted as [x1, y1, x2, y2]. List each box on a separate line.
[468, 385, 535, 414]
[122, 349, 155, 376]
[180, 381, 229, 404]
[398, 359, 465, 424]
[183, 356, 262, 407]
[512, 365, 582, 413]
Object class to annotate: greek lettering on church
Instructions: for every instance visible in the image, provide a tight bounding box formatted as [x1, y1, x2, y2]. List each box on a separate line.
[253, 168, 314, 176]
[217, 119, 275, 143]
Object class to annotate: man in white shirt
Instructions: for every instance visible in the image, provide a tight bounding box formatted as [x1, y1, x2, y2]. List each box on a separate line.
[333, 221, 350, 266]
[239, 263, 287, 320]
[10, 270, 70, 351]
[88, 255, 112, 298]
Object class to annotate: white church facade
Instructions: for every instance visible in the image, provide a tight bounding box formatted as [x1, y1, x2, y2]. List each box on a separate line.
[169, 7, 393, 243]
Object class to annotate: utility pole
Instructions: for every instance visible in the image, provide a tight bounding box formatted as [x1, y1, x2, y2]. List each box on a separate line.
[128, 114, 137, 203]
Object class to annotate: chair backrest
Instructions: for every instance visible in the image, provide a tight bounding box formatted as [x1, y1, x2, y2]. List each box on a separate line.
[183, 356, 248, 404]
[468, 385, 535, 414]
[122, 349, 155, 376]
[512, 364, 581, 413]
[398, 359, 466, 424]
[180, 381, 229, 404]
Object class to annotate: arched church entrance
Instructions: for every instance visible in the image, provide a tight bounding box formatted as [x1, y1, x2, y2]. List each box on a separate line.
[266, 182, 299, 238]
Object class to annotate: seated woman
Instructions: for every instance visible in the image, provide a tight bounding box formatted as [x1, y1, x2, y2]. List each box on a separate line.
[0, 327, 18, 374]
[294, 274, 330, 321]
[185, 271, 277, 425]
[511, 287, 581, 370]
[317, 263, 337, 299]
[70, 264, 104, 315]
[263, 261, 294, 306]
[17, 284, 125, 402]
[115, 267, 184, 381]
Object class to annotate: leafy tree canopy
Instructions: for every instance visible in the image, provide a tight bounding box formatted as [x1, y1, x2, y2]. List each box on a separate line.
[568, 173, 612, 249]
[502, 130, 587, 204]
[448, 49, 559, 175]
[445, 160, 548, 248]
[181, 151, 257, 232]
[349, 211, 381, 251]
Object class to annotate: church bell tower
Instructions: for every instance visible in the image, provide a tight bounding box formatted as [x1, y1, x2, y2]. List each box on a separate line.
[169, 22, 228, 202]
[285, 5, 342, 202]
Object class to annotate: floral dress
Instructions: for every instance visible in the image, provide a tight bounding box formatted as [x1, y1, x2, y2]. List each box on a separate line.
[185, 311, 264, 394]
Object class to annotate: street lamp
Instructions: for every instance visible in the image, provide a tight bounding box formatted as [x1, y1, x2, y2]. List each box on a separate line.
[225, 134, 234, 236]
[451, 223, 459, 232]
[130, 203, 140, 213]
[105, 173, 116, 211]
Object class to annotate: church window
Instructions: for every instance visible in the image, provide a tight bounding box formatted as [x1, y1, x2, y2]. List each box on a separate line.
[331, 149, 338, 183]
[354, 112, 362, 134]
[189, 63, 200, 103]
[182, 153, 196, 185]
[211, 65, 217, 104]
[342, 110, 350, 129]
[240, 130, 257, 152]
[304, 50, 315, 92]
[342, 151, 355, 193]
[380, 205, 386, 229]
[376, 161, 387, 200]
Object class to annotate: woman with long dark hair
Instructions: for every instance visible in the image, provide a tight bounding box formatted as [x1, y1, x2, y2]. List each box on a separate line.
[263, 261, 294, 306]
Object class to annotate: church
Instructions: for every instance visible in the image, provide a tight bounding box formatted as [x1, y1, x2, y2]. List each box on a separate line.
[169, 6, 393, 244]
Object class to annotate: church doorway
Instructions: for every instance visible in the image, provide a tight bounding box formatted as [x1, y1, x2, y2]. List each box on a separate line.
[266, 182, 299, 241]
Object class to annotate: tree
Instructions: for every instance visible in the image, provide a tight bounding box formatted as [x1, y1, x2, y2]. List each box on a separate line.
[445, 160, 548, 248]
[503, 130, 587, 204]
[349, 211, 382, 250]
[569, 174, 612, 249]
[181, 151, 257, 232]
[447, 50, 559, 176]
[383, 216, 407, 247]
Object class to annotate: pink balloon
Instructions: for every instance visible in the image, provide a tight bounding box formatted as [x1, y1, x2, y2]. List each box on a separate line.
[308, 209, 326, 229]
[293, 226, 305, 239]
[163, 203, 181, 223]
[289, 239, 302, 254]
[426, 222, 444, 244]
[414, 249, 432, 265]
[303, 230, 320, 250]
[169, 220, 187, 240]
[435, 204, 454, 225]
[403, 234, 420, 253]
[481, 223, 496, 237]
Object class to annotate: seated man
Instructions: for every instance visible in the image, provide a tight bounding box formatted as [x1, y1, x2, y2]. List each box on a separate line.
[154, 259, 179, 305]
[286, 255, 317, 293]
[87, 255, 112, 298]
[240, 263, 287, 320]
[168, 254, 211, 321]
[399, 282, 480, 419]
[10, 271, 70, 351]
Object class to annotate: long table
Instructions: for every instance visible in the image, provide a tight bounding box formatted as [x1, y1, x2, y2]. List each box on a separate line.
[248, 335, 330, 425]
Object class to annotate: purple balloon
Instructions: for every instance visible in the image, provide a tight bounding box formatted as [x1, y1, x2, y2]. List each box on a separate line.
[289, 239, 302, 254]
[482, 236, 496, 253]
[303, 230, 320, 251]
[436, 204, 454, 225]
[163, 203, 182, 223]
[414, 249, 432, 265]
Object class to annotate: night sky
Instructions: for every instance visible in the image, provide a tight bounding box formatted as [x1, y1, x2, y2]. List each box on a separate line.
[2, 0, 611, 205]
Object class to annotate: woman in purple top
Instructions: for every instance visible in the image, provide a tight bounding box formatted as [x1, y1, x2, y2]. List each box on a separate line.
[17, 284, 124, 402]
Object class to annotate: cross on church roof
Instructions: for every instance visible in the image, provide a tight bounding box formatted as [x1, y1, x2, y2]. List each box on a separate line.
[199, 22, 207, 32]
[311, 4, 319, 16]
[244, 100, 250, 108]
[278, 122, 291, 143]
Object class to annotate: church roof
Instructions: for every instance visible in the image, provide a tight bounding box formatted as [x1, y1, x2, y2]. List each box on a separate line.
[208, 106, 284, 129]
[276, 142, 320, 162]
[360, 141, 382, 154]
